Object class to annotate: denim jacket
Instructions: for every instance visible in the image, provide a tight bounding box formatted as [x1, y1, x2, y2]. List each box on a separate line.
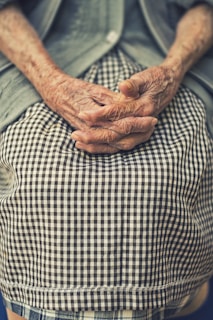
[0, 0, 213, 136]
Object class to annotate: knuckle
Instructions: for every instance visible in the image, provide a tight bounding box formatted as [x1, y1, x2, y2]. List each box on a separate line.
[124, 100, 141, 116]
[105, 105, 121, 120]
[141, 98, 155, 116]
[131, 73, 143, 83]
[119, 119, 133, 135]
[101, 130, 115, 144]
[130, 100, 141, 113]
[86, 128, 119, 144]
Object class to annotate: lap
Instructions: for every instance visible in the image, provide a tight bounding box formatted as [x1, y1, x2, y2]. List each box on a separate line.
[0, 48, 213, 314]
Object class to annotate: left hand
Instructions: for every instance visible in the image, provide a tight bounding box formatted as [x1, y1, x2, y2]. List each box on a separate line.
[79, 64, 183, 123]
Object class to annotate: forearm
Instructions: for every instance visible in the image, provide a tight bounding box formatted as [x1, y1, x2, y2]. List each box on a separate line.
[0, 3, 63, 94]
[162, 4, 213, 79]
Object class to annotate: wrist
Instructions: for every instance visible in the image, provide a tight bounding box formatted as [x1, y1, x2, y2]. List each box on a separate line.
[23, 54, 61, 90]
[161, 55, 185, 83]
[35, 68, 77, 109]
[29, 60, 74, 98]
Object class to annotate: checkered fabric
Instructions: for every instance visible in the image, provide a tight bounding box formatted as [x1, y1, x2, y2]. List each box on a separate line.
[1, 290, 199, 320]
[0, 49, 213, 317]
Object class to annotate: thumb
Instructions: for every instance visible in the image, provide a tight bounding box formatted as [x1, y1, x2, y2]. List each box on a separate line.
[118, 79, 140, 98]
[119, 69, 152, 98]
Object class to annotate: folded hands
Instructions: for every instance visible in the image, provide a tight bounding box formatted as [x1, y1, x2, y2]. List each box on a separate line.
[42, 64, 182, 154]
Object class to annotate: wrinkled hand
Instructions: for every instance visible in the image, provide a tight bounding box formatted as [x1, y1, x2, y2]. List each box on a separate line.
[72, 64, 182, 153]
[40, 71, 118, 131]
[72, 115, 157, 153]
[40, 70, 157, 153]
[79, 64, 182, 123]
[71, 93, 158, 154]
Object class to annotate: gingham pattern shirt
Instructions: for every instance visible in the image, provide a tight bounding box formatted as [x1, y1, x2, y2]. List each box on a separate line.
[2, 292, 197, 320]
[0, 49, 213, 313]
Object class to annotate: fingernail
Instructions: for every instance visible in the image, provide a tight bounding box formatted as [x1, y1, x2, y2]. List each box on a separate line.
[125, 80, 133, 90]
[119, 79, 132, 90]
[75, 142, 84, 149]
[71, 132, 82, 140]
[152, 118, 158, 126]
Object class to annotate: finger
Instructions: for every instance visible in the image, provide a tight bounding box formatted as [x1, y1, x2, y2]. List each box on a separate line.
[118, 79, 140, 98]
[118, 72, 150, 98]
[111, 128, 155, 151]
[87, 82, 124, 106]
[102, 116, 158, 135]
[75, 141, 119, 154]
[79, 95, 156, 123]
[79, 99, 146, 123]
[71, 127, 122, 144]
[72, 117, 157, 143]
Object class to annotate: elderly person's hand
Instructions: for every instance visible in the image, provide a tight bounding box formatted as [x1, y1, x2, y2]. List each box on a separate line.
[40, 71, 157, 154]
[71, 114, 157, 153]
[68, 84, 158, 153]
[40, 72, 118, 131]
[71, 62, 181, 153]
[77, 62, 182, 125]
[118, 63, 182, 116]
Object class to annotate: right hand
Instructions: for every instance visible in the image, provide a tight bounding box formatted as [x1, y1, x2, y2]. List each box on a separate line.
[39, 71, 119, 131]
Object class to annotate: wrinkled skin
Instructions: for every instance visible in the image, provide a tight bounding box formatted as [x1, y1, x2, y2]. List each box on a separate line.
[41, 71, 158, 154]
[72, 64, 182, 153]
